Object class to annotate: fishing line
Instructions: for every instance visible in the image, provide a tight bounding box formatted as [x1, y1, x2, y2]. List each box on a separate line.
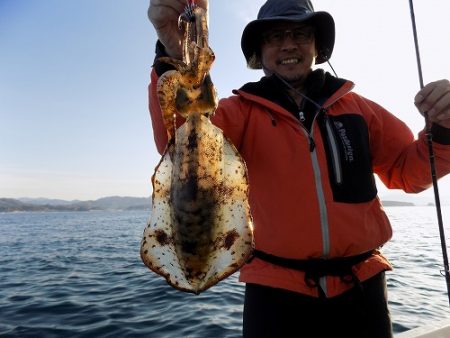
[408, 0, 450, 308]
[326, 59, 338, 78]
[274, 73, 322, 110]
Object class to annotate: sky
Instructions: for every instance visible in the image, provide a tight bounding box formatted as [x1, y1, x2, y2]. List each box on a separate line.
[1, 0, 450, 204]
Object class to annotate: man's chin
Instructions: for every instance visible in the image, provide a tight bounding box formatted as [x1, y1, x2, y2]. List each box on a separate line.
[277, 73, 308, 86]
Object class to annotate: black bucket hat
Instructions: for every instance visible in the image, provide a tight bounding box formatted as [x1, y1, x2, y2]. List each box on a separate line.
[241, 0, 335, 68]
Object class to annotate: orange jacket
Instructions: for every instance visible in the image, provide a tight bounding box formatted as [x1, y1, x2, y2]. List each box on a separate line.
[148, 69, 450, 297]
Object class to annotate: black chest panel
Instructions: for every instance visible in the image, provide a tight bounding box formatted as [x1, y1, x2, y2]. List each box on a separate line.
[318, 114, 377, 203]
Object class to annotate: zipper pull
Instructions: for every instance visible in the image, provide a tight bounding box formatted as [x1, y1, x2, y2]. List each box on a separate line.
[299, 111, 306, 122]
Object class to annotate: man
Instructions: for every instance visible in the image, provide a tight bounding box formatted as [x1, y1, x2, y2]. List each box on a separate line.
[148, 0, 450, 337]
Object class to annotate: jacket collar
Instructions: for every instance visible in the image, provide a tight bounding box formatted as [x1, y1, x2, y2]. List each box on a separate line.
[236, 69, 353, 115]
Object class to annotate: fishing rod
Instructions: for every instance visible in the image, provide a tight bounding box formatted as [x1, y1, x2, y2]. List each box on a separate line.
[408, 0, 450, 308]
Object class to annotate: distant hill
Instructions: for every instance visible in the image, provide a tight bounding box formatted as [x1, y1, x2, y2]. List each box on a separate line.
[0, 196, 151, 212]
[381, 200, 415, 207]
[18, 197, 82, 206]
[0, 196, 417, 213]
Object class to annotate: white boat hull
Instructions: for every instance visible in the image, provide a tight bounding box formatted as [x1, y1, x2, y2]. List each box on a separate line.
[396, 318, 450, 338]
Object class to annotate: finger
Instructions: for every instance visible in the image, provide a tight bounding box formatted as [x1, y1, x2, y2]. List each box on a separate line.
[196, 0, 209, 10]
[415, 79, 448, 104]
[151, 0, 205, 11]
[432, 93, 450, 121]
[149, 0, 186, 19]
[424, 87, 448, 115]
[151, 0, 185, 8]
[415, 80, 450, 114]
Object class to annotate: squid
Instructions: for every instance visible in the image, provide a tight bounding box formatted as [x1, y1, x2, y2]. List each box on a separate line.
[140, 2, 254, 294]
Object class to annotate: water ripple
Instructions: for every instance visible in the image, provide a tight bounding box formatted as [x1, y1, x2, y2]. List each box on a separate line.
[1, 208, 450, 337]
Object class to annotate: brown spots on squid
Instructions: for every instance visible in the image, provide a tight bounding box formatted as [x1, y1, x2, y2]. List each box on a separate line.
[154, 229, 172, 246]
[215, 183, 236, 204]
[223, 230, 239, 250]
[214, 229, 240, 250]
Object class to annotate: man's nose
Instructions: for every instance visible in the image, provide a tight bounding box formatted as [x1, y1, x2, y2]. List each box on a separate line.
[280, 33, 298, 49]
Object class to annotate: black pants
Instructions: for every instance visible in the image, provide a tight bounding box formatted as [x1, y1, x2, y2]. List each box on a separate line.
[243, 272, 392, 338]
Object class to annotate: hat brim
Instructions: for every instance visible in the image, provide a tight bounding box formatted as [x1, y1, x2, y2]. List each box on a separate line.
[241, 11, 335, 68]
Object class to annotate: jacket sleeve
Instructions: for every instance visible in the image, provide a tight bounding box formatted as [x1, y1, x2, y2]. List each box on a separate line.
[366, 97, 450, 193]
[148, 69, 247, 154]
[211, 94, 248, 150]
[149, 68, 169, 155]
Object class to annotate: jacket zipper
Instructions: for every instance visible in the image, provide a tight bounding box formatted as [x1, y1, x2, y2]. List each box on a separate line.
[324, 115, 343, 185]
[299, 111, 331, 296]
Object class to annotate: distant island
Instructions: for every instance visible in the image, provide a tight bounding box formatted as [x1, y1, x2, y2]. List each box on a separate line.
[0, 196, 418, 213]
[381, 200, 415, 207]
[0, 196, 151, 212]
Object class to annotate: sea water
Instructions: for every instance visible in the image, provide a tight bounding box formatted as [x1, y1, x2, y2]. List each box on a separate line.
[1, 206, 450, 337]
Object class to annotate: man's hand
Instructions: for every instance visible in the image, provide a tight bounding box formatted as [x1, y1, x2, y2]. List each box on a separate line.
[148, 0, 208, 59]
[415, 79, 450, 129]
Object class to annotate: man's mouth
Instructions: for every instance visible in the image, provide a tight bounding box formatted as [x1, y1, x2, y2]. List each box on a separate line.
[277, 58, 302, 65]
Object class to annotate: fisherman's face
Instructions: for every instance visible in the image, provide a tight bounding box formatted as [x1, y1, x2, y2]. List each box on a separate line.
[260, 22, 317, 86]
